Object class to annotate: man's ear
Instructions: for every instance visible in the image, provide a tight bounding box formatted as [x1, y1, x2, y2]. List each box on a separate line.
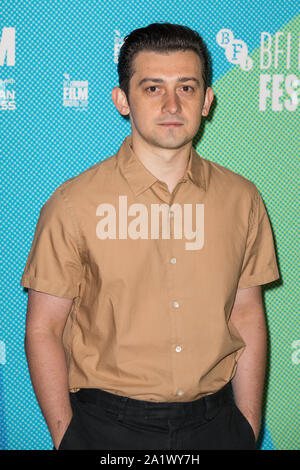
[201, 87, 214, 117]
[111, 87, 130, 116]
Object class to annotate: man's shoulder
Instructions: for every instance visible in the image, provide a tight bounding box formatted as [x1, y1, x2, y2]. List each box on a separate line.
[202, 157, 258, 199]
[55, 153, 118, 199]
[38, 152, 118, 214]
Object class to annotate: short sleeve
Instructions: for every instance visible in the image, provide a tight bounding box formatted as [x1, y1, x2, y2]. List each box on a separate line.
[20, 186, 84, 299]
[237, 187, 280, 289]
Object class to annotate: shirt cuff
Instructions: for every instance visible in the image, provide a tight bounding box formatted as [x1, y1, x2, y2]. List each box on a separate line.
[237, 268, 280, 289]
[20, 274, 78, 299]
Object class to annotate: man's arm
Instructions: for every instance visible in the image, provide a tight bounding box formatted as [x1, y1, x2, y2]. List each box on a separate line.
[230, 285, 267, 441]
[24, 288, 73, 450]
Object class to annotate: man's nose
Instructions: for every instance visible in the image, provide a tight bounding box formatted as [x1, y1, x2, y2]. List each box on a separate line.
[162, 91, 181, 114]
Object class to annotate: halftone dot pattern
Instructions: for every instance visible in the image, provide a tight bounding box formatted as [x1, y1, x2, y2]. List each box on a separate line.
[0, 0, 298, 450]
[198, 13, 300, 450]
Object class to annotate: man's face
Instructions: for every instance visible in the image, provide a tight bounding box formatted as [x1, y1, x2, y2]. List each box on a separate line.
[124, 50, 212, 150]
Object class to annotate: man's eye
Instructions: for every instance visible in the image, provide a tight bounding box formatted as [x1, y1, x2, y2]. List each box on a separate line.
[146, 86, 159, 93]
[145, 85, 194, 94]
[181, 86, 194, 92]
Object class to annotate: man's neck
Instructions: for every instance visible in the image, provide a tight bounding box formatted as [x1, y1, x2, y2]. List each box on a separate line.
[130, 133, 192, 194]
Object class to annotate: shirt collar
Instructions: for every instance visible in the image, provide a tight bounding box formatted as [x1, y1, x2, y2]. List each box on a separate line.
[117, 135, 206, 197]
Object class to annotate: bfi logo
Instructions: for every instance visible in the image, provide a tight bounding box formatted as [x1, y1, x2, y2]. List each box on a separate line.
[114, 30, 124, 64]
[0, 28, 16, 110]
[0, 27, 15, 66]
[0, 341, 6, 365]
[216, 29, 253, 71]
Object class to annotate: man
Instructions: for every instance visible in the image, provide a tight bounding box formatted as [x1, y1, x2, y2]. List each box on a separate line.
[21, 23, 280, 450]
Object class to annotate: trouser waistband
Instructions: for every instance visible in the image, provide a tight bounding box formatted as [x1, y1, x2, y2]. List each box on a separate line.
[74, 381, 234, 421]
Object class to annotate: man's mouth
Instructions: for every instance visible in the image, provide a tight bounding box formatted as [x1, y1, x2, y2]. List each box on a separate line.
[158, 122, 184, 127]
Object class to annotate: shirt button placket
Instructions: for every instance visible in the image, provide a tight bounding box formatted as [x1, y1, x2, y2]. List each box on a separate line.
[168, 205, 183, 399]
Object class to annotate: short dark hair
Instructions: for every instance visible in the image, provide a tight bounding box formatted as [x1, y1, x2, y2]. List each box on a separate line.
[117, 23, 211, 101]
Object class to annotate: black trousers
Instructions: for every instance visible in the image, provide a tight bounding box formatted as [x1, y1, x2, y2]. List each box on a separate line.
[56, 381, 256, 450]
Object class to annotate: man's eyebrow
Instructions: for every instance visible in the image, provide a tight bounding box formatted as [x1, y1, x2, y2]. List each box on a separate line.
[137, 77, 201, 87]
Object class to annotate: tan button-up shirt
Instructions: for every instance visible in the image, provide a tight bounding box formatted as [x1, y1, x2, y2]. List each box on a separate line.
[20, 135, 280, 402]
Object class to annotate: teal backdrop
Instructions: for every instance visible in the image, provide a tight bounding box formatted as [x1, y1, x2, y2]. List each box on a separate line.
[0, 0, 299, 450]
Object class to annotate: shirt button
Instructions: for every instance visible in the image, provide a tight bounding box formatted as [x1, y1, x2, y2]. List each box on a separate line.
[170, 257, 176, 264]
[177, 389, 184, 396]
[173, 301, 179, 308]
[175, 345, 182, 352]
[168, 211, 174, 218]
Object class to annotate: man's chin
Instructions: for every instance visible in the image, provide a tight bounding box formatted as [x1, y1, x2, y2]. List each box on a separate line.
[148, 134, 192, 150]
